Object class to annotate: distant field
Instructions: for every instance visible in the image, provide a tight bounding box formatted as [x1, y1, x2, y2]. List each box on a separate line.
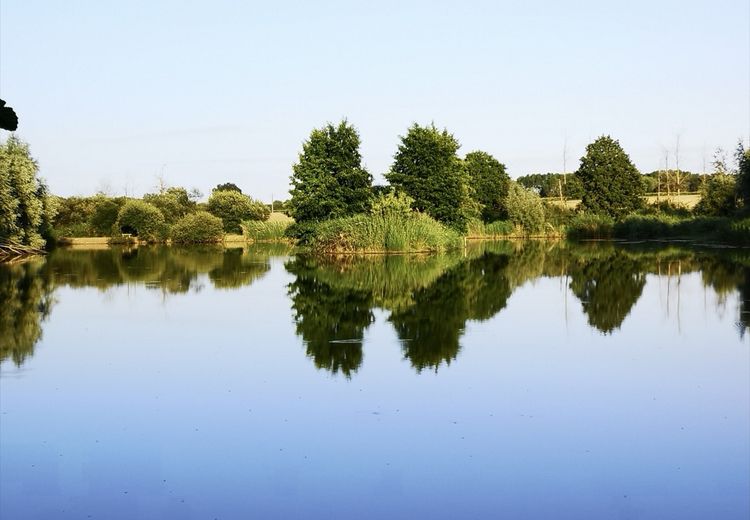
[544, 192, 701, 210]
[268, 212, 293, 223]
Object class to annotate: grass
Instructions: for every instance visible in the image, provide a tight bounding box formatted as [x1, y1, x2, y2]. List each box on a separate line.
[306, 213, 462, 253]
[242, 220, 293, 242]
[566, 213, 750, 245]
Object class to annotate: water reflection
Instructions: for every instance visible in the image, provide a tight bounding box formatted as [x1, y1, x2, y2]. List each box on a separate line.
[286, 241, 750, 375]
[0, 245, 277, 366]
[1, 241, 749, 371]
[0, 259, 54, 365]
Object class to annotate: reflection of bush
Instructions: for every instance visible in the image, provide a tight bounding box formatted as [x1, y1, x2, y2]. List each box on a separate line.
[209, 248, 271, 289]
[44, 246, 270, 293]
[0, 260, 54, 366]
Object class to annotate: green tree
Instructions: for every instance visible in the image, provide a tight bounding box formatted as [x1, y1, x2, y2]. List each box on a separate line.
[143, 186, 197, 224]
[207, 190, 269, 233]
[115, 200, 167, 240]
[464, 151, 510, 222]
[171, 211, 225, 243]
[0, 136, 51, 248]
[386, 124, 470, 231]
[505, 182, 545, 233]
[289, 120, 373, 223]
[735, 141, 750, 206]
[575, 136, 644, 218]
[213, 182, 242, 193]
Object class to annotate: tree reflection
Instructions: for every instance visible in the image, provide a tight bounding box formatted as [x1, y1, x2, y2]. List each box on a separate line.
[390, 252, 512, 371]
[568, 249, 646, 333]
[0, 260, 54, 366]
[287, 256, 373, 377]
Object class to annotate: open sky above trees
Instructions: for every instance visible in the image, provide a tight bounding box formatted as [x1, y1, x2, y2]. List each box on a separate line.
[1, 0, 747, 199]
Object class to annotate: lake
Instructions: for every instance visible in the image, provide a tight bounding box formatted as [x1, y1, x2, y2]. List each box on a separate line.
[1, 241, 748, 519]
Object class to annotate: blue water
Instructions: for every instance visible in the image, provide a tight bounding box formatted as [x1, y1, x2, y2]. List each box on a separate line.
[1, 243, 748, 519]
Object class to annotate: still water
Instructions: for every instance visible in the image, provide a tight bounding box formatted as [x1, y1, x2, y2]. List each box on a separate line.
[1, 241, 748, 519]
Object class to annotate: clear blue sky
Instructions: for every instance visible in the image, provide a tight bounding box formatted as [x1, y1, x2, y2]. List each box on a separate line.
[1, 0, 748, 199]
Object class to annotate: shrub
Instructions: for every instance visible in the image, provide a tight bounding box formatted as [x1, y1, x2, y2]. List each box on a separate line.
[694, 174, 738, 216]
[207, 190, 269, 233]
[90, 196, 125, 235]
[143, 187, 197, 224]
[613, 215, 679, 239]
[307, 212, 462, 253]
[505, 183, 545, 234]
[466, 218, 514, 238]
[115, 200, 167, 241]
[566, 213, 615, 239]
[171, 211, 224, 243]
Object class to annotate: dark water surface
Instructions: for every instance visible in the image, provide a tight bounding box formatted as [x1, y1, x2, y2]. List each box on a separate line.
[1, 241, 748, 519]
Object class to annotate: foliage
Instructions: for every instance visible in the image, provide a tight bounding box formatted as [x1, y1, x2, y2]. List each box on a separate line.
[736, 141, 750, 206]
[565, 213, 615, 239]
[385, 123, 470, 232]
[694, 174, 737, 216]
[115, 200, 167, 241]
[642, 170, 703, 193]
[207, 190, 269, 233]
[289, 120, 373, 223]
[464, 150, 510, 222]
[213, 182, 242, 193]
[505, 182, 545, 234]
[90, 196, 126, 235]
[466, 218, 514, 238]
[143, 187, 197, 224]
[0, 136, 52, 248]
[575, 135, 644, 218]
[370, 191, 415, 219]
[171, 211, 224, 243]
[305, 212, 462, 253]
[241, 220, 292, 241]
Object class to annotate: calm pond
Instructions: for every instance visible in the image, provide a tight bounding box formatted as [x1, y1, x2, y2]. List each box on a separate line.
[1, 241, 748, 519]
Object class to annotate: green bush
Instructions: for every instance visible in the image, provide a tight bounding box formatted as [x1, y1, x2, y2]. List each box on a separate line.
[505, 183, 545, 234]
[307, 212, 462, 253]
[208, 190, 269, 233]
[566, 213, 615, 239]
[466, 218, 514, 237]
[613, 215, 680, 239]
[90, 196, 125, 235]
[241, 220, 291, 242]
[115, 200, 167, 241]
[694, 174, 738, 217]
[171, 211, 224, 243]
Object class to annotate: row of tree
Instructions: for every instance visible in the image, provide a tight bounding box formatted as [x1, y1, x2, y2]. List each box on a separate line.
[289, 121, 750, 227]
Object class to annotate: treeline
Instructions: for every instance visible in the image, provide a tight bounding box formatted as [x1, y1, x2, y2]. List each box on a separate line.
[51, 184, 269, 244]
[286, 121, 750, 250]
[3, 127, 750, 254]
[516, 170, 705, 200]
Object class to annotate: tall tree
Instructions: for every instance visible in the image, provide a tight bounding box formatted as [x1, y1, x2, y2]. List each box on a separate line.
[289, 120, 372, 223]
[575, 136, 644, 218]
[735, 140, 750, 205]
[386, 123, 470, 231]
[0, 136, 51, 248]
[464, 151, 510, 222]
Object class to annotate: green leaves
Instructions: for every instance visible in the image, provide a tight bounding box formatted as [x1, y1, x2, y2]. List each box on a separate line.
[289, 120, 373, 224]
[575, 135, 644, 218]
[0, 136, 48, 248]
[464, 150, 510, 222]
[386, 124, 470, 232]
